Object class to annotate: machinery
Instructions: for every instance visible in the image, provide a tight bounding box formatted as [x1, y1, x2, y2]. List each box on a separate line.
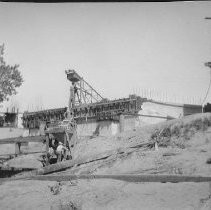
[22, 69, 147, 129]
[23, 70, 147, 165]
[42, 69, 108, 165]
[42, 70, 80, 165]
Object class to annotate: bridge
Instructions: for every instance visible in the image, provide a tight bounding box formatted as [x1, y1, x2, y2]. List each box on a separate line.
[22, 70, 147, 129]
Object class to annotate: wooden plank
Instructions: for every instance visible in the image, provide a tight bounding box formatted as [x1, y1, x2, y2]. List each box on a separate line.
[1, 174, 211, 183]
[0, 166, 36, 171]
[0, 142, 151, 179]
[0, 135, 45, 144]
[0, 151, 45, 157]
[127, 113, 175, 120]
[29, 174, 211, 183]
[31, 149, 117, 176]
[45, 127, 66, 134]
[31, 142, 152, 176]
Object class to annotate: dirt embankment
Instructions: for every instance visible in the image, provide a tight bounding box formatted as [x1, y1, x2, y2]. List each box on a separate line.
[61, 113, 211, 177]
[1, 113, 211, 209]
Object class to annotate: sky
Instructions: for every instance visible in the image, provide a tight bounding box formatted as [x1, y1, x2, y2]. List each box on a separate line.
[0, 2, 211, 112]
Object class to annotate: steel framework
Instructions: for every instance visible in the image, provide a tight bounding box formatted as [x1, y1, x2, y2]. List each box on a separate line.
[66, 69, 105, 107]
[22, 70, 147, 129]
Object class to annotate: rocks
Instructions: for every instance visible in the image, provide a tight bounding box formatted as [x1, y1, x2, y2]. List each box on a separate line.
[48, 182, 62, 195]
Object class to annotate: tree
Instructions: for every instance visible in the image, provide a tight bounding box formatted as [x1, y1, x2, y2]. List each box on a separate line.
[0, 44, 23, 103]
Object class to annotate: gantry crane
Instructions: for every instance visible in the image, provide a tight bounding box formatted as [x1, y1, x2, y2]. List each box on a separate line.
[43, 70, 105, 165]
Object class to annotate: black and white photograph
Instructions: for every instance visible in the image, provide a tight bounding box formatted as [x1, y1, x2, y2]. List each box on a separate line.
[0, 1, 211, 209]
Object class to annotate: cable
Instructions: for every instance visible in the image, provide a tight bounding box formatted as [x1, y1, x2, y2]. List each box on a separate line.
[202, 69, 211, 105]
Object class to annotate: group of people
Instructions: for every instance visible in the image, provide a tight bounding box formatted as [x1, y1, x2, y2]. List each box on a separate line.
[47, 136, 71, 164]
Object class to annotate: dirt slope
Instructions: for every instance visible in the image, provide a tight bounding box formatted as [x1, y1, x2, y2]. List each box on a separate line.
[68, 113, 211, 176]
[1, 113, 211, 209]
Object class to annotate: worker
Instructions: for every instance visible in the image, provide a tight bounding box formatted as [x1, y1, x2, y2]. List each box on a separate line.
[45, 137, 59, 164]
[56, 142, 68, 161]
[66, 145, 72, 160]
[52, 138, 59, 151]
[46, 146, 57, 165]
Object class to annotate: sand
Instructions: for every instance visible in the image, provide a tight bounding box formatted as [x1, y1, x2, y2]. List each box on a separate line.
[1, 113, 211, 209]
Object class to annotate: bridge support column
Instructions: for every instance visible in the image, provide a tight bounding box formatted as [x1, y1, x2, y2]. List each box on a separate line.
[15, 142, 21, 156]
[119, 114, 125, 133]
[45, 135, 50, 166]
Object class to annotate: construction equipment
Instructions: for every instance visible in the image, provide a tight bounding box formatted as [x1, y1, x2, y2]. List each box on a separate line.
[42, 69, 107, 165]
[43, 70, 80, 165]
[22, 70, 147, 165]
[65, 69, 104, 106]
[22, 97, 146, 129]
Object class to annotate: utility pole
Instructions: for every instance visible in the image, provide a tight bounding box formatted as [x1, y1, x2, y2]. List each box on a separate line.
[202, 17, 211, 109]
[203, 62, 211, 106]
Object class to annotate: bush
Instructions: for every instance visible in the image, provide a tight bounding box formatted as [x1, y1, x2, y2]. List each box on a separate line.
[150, 113, 211, 148]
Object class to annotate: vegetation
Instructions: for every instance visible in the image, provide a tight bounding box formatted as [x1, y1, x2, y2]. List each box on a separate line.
[0, 44, 23, 103]
[150, 113, 211, 148]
